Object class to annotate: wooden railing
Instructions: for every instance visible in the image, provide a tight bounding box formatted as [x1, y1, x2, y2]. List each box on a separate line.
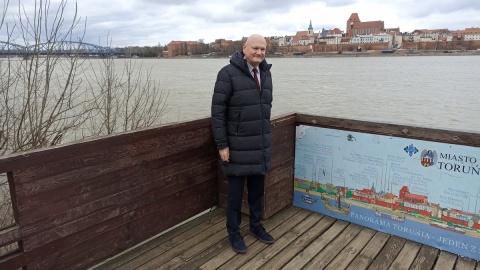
[0, 112, 478, 269]
[0, 117, 219, 269]
[295, 114, 480, 147]
[0, 113, 297, 269]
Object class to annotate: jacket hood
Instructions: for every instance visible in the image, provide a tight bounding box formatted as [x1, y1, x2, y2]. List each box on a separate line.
[230, 51, 271, 73]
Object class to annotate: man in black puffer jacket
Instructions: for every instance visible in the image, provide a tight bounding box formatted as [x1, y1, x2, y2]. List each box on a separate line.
[211, 34, 274, 253]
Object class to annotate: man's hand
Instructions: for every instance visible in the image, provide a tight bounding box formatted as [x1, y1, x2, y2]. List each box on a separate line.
[219, 147, 229, 162]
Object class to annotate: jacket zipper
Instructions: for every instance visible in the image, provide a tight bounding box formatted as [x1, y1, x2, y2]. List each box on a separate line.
[259, 81, 265, 173]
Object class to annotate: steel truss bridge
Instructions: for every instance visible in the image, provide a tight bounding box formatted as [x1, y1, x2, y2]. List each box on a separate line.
[0, 41, 117, 56]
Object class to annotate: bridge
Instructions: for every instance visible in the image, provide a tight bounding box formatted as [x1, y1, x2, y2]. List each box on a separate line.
[0, 40, 118, 56]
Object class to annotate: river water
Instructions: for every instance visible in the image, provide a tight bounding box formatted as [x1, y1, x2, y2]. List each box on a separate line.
[147, 55, 479, 133]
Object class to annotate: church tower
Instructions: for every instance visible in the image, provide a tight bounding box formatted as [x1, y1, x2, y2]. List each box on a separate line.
[308, 20, 314, 36]
[346, 13, 361, 37]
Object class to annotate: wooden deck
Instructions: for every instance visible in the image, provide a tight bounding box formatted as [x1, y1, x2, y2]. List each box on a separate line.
[91, 205, 479, 270]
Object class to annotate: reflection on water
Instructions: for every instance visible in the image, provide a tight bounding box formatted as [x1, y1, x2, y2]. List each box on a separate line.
[141, 55, 479, 132]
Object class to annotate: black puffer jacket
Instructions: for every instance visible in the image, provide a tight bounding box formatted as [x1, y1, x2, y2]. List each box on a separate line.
[211, 51, 273, 176]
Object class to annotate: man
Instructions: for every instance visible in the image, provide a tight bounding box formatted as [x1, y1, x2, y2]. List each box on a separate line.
[211, 34, 274, 253]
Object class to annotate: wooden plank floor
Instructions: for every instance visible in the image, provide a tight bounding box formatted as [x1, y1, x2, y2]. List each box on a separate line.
[91, 206, 479, 270]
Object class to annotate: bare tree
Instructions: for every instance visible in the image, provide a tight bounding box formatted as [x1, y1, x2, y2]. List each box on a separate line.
[0, 0, 17, 257]
[86, 56, 169, 136]
[0, 1, 170, 255]
[0, 0, 91, 256]
[1, 0, 171, 153]
[0, 0, 12, 153]
[1, 0, 91, 155]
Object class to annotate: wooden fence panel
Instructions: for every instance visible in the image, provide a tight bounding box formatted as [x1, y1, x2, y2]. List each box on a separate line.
[0, 118, 218, 269]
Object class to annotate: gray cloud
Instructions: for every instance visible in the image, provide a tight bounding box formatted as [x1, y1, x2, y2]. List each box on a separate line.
[408, 0, 480, 17]
[366, 0, 480, 18]
[1, 0, 479, 47]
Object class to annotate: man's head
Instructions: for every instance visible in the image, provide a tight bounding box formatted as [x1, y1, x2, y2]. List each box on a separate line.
[243, 34, 266, 68]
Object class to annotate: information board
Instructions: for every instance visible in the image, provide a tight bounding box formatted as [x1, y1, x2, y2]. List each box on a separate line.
[293, 125, 480, 260]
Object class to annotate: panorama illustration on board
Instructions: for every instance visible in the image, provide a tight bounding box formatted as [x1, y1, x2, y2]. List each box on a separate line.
[293, 125, 480, 260]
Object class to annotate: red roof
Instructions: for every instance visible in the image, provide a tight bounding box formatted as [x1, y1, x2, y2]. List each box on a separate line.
[291, 31, 318, 43]
[328, 28, 342, 35]
[348, 13, 360, 22]
[352, 21, 384, 29]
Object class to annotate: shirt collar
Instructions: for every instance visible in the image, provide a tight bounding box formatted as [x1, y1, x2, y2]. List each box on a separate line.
[246, 62, 259, 74]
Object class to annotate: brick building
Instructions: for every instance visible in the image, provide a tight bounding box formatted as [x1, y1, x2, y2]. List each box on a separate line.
[346, 13, 385, 37]
[166, 41, 208, 57]
[452, 27, 480, 41]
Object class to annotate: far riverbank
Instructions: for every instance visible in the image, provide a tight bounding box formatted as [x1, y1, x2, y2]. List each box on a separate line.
[179, 49, 480, 59]
[291, 49, 480, 58]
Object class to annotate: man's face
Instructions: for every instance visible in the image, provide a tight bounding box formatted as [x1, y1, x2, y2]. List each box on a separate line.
[243, 37, 266, 67]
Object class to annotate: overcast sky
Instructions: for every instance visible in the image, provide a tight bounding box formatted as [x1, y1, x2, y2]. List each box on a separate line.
[2, 0, 480, 47]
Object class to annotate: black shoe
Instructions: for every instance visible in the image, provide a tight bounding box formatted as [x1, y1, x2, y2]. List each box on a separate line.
[228, 233, 247, 253]
[249, 225, 275, 244]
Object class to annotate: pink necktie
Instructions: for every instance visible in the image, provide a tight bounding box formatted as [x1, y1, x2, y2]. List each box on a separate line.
[253, 68, 260, 91]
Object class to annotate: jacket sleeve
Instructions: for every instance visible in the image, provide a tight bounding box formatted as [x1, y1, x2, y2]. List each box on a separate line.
[211, 68, 232, 149]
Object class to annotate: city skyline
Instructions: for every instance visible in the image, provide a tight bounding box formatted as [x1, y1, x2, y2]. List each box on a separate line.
[1, 0, 479, 47]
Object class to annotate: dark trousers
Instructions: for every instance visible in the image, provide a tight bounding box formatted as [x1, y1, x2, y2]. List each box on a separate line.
[226, 174, 265, 235]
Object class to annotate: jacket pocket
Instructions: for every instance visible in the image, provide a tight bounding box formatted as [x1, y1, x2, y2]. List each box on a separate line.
[235, 111, 242, 136]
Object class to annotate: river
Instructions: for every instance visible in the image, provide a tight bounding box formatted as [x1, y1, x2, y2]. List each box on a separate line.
[143, 55, 479, 133]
